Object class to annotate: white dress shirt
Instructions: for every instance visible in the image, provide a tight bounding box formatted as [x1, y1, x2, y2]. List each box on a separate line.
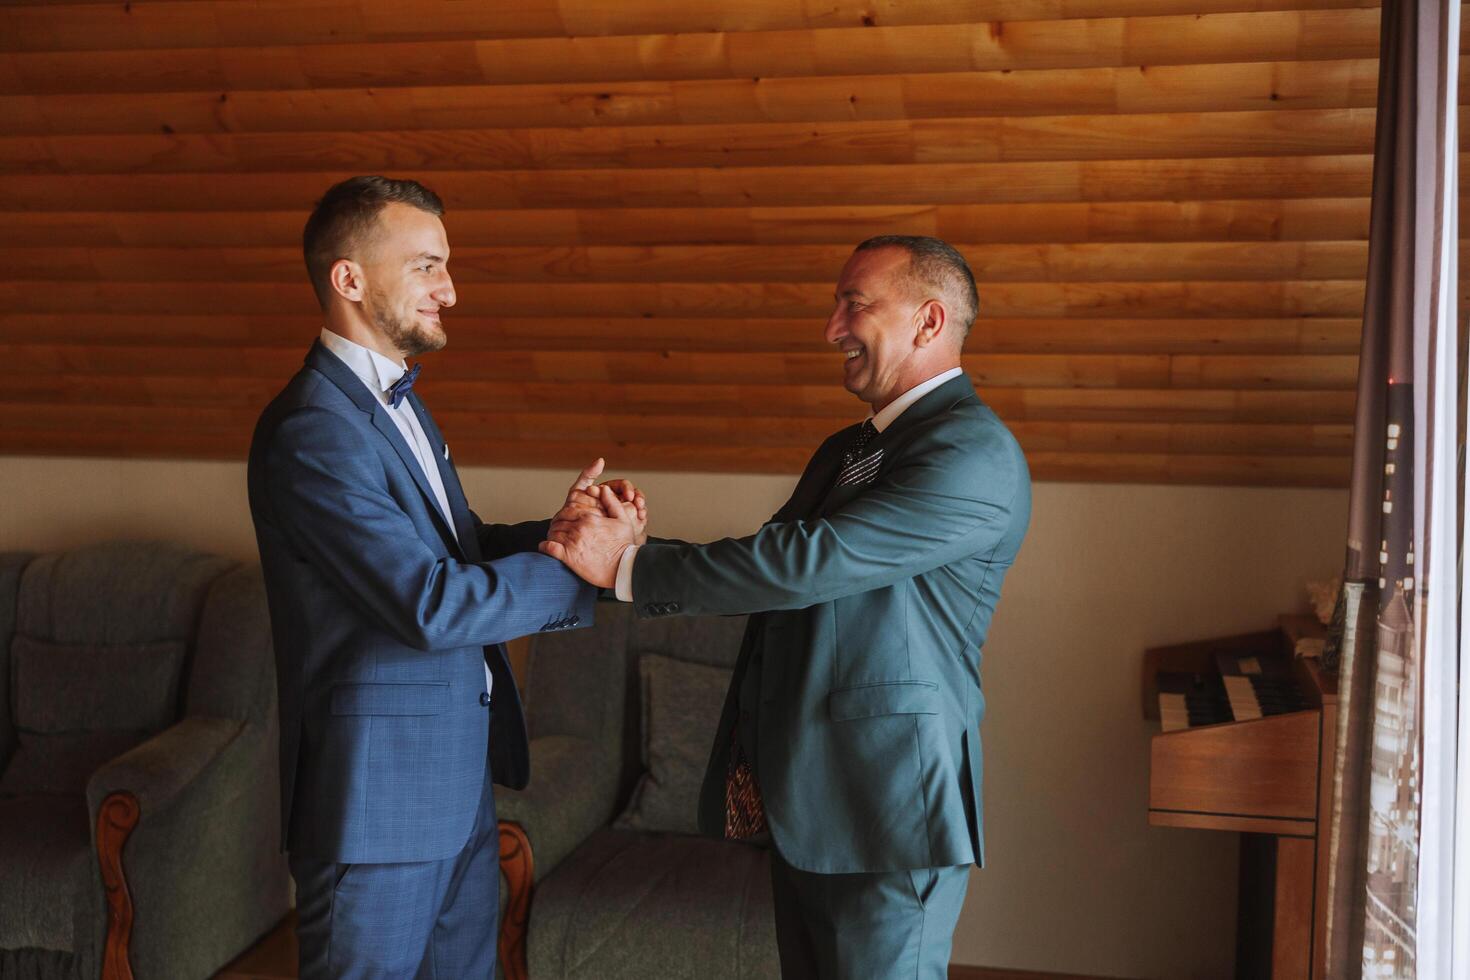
[613, 366, 965, 601]
[319, 328, 493, 695]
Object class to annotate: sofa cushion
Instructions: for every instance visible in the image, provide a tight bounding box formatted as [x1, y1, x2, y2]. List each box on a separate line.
[528, 828, 777, 980]
[3, 636, 184, 797]
[0, 731, 145, 797]
[11, 636, 186, 736]
[0, 793, 93, 953]
[14, 543, 232, 647]
[615, 654, 730, 835]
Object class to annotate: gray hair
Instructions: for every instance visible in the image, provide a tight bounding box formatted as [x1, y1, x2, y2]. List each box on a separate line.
[853, 235, 979, 337]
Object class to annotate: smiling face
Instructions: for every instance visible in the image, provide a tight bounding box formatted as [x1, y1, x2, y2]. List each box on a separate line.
[331, 201, 456, 359]
[824, 246, 956, 412]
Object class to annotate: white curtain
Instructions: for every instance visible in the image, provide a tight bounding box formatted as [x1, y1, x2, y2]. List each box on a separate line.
[1412, 0, 1462, 973]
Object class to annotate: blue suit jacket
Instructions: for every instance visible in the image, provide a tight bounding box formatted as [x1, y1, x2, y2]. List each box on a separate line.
[247, 342, 595, 864]
[632, 376, 1030, 873]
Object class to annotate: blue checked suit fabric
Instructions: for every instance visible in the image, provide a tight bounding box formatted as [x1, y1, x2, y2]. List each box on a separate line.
[247, 341, 596, 866]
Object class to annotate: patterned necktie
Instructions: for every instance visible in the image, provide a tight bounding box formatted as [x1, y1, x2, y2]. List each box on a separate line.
[386, 362, 421, 409]
[725, 727, 767, 840]
[833, 419, 881, 487]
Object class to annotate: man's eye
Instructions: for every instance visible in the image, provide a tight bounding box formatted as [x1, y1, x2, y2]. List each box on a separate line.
[422, 265, 435, 273]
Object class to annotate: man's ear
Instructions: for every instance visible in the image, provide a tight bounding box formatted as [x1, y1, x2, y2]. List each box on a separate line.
[330, 258, 365, 303]
[913, 299, 947, 348]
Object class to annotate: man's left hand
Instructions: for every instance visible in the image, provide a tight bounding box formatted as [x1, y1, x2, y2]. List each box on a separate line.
[555, 467, 648, 544]
[541, 486, 640, 588]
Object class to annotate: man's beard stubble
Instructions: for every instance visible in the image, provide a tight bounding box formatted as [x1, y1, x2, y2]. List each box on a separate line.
[369, 289, 447, 358]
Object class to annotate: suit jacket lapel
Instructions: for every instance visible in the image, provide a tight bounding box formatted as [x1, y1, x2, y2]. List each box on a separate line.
[778, 425, 859, 522]
[406, 392, 481, 562]
[815, 375, 977, 518]
[305, 342, 463, 557]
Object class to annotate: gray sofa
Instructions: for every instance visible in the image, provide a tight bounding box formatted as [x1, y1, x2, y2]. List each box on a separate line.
[0, 542, 290, 980]
[496, 601, 780, 979]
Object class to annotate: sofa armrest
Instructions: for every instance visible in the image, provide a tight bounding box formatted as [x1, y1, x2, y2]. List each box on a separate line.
[86, 717, 244, 819]
[496, 733, 620, 883]
[84, 716, 290, 980]
[496, 733, 621, 980]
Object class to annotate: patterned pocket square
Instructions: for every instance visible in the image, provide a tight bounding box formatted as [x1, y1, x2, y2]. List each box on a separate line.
[835, 449, 884, 487]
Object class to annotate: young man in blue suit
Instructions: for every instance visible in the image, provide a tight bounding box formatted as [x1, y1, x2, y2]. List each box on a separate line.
[248, 176, 640, 978]
[544, 237, 1031, 979]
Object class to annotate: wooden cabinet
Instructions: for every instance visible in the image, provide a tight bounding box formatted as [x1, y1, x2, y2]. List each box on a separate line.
[1143, 617, 1337, 979]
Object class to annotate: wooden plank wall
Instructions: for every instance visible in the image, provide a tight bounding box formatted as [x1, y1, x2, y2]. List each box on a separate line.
[0, 0, 1386, 485]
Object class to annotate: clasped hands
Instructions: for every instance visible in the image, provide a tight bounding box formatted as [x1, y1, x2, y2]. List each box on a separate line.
[539, 458, 647, 589]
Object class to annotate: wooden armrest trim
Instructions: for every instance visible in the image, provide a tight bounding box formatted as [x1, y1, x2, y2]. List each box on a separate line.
[497, 820, 535, 980]
[97, 791, 140, 980]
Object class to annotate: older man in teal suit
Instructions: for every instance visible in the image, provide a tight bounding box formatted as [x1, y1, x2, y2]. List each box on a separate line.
[546, 236, 1031, 978]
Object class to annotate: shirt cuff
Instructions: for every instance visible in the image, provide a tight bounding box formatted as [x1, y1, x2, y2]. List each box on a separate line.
[614, 544, 639, 602]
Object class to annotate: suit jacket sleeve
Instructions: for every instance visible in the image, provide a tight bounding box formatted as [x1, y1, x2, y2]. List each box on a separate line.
[632, 421, 1027, 616]
[265, 406, 594, 649]
[472, 515, 551, 560]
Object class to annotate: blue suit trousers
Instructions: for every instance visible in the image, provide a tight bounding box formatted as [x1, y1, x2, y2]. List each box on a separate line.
[291, 766, 499, 979]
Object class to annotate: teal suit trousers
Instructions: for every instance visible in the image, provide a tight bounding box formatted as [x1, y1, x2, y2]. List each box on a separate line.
[771, 852, 970, 979]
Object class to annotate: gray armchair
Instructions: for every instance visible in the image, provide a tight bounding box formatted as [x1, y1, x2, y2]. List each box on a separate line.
[0, 542, 289, 980]
[496, 601, 780, 980]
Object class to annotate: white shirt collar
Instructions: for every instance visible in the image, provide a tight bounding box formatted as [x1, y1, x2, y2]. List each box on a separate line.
[319, 328, 409, 406]
[870, 367, 965, 433]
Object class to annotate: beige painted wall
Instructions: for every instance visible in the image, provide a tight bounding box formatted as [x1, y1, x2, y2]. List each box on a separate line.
[0, 455, 1346, 979]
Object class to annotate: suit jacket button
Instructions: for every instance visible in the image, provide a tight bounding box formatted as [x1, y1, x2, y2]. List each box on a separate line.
[479, 692, 491, 707]
[669, 602, 680, 613]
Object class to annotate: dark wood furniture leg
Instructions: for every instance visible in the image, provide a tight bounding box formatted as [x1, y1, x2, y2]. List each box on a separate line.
[1272, 836, 1315, 979]
[97, 791, 139, 980]
[497, 820, 535, 980]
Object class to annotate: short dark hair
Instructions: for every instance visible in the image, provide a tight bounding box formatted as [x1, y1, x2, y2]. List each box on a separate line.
[302, 175, 445, 309]
[853, 235, 979, 336]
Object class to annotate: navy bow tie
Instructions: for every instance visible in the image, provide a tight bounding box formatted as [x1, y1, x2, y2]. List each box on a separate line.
[386, 363, 421, 409]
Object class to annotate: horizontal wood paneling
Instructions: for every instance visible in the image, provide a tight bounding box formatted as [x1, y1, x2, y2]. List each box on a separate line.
[0, 157, 1377, 211]
[0, 342, 1360, 389]
[0, 423, 1352, 485]
[0, 403, 1354, 455]
[0, 313, 1363, 353]
[0, 199, 1374, 246]
[0, 242, 1370, 283]
[1, 0, 1380, 485]
[0, 0, 1380, 51]
[0, 280, 1368, 317]
[0, 374, 1359, 423]
[0, 60, 1381, 136]
[0, 109, 1377, 175]
[0, 10, 1381, 94]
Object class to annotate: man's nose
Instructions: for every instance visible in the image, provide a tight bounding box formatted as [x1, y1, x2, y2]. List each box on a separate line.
[823, 309, 845, 345]
[435, 274, 457, 308]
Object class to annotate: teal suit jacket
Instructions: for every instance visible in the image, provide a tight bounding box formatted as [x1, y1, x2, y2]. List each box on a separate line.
[631, 375, 1031, 874]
